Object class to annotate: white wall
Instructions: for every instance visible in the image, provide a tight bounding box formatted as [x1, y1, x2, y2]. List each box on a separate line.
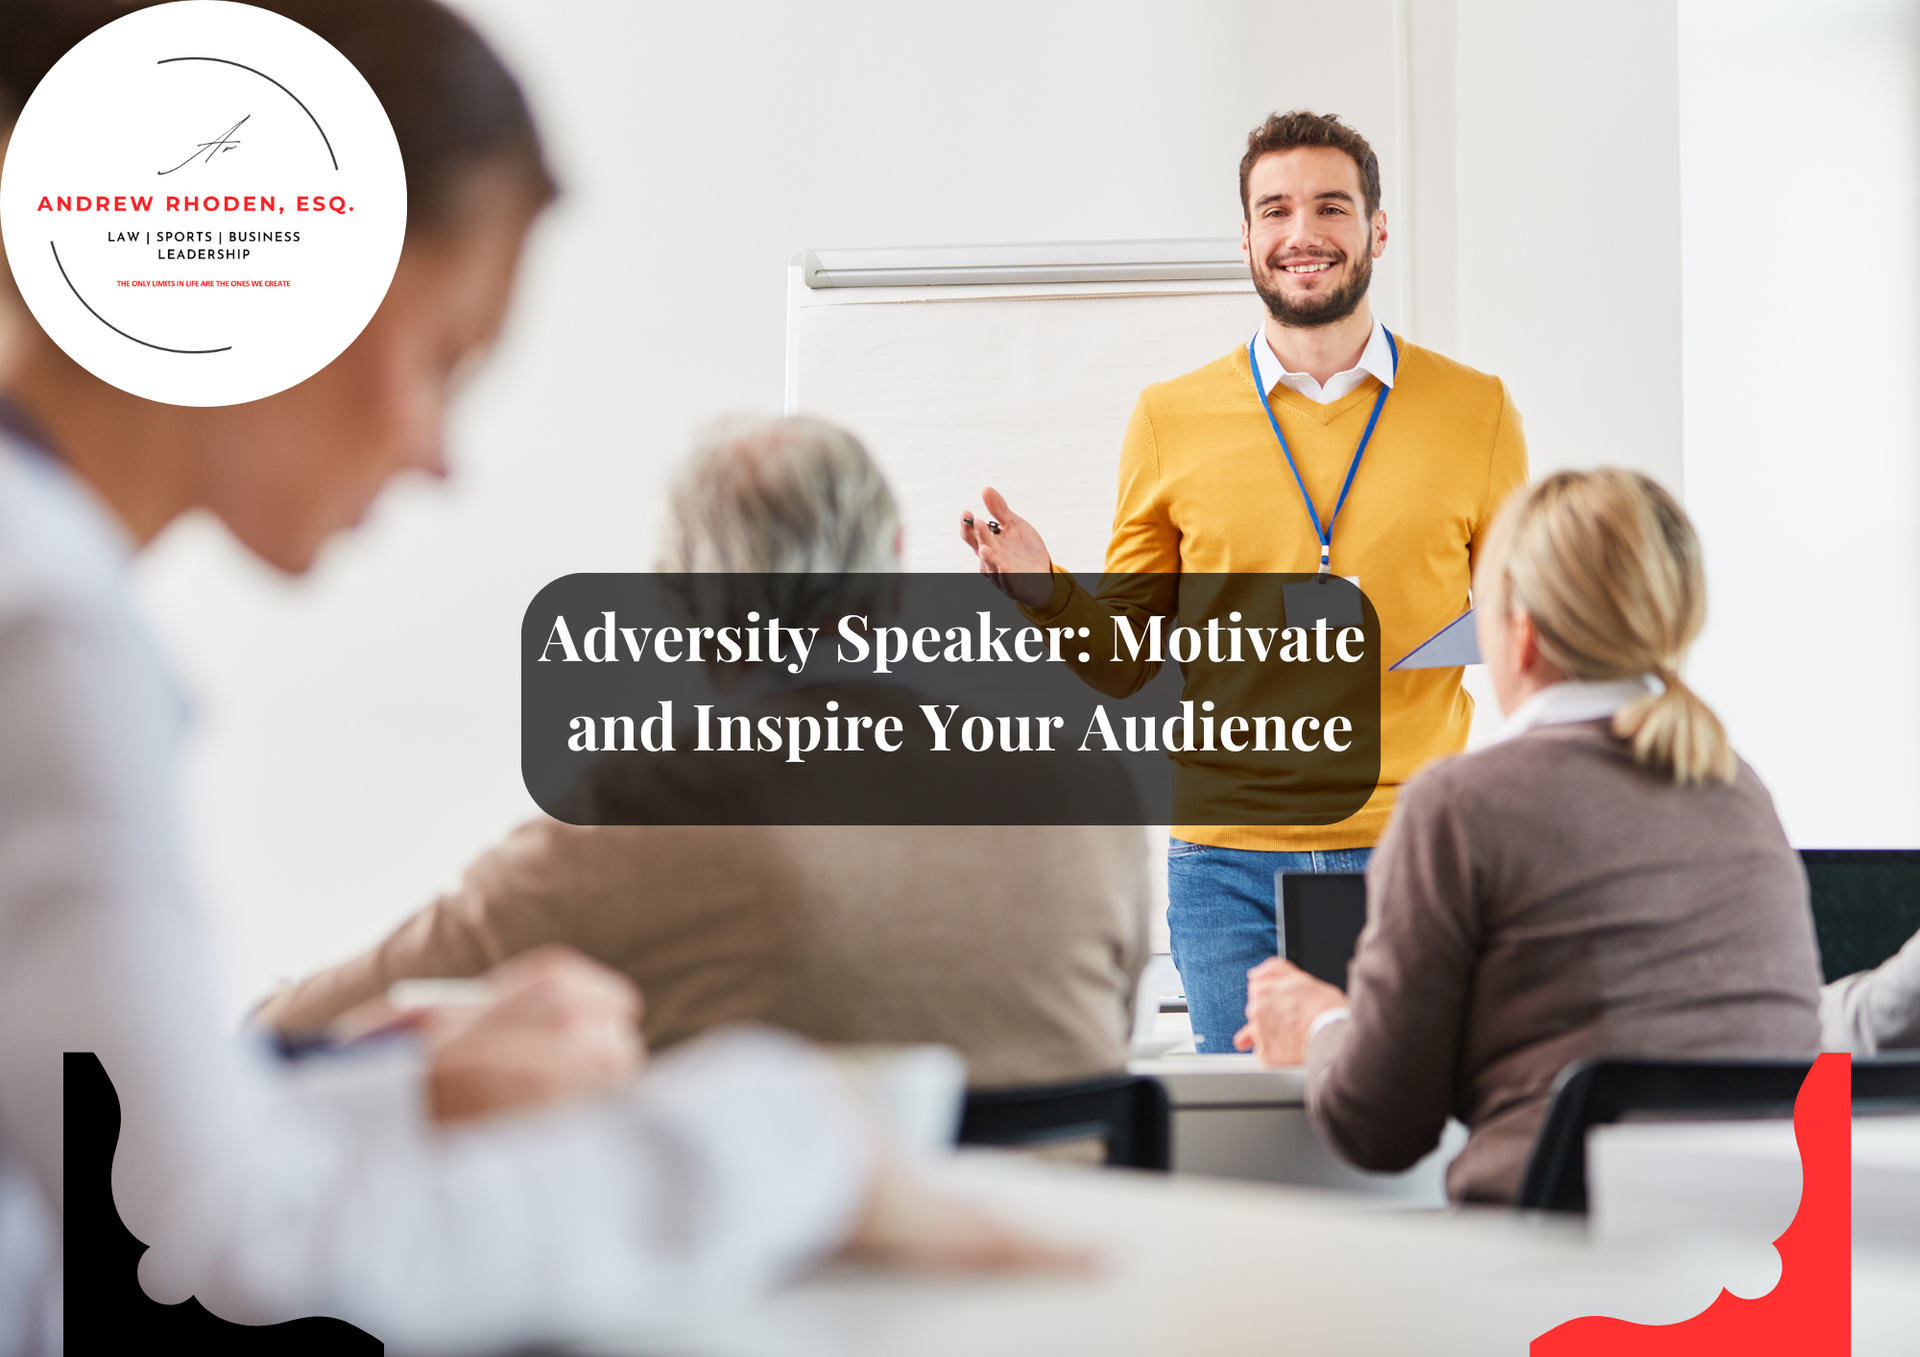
[1678, 0, 1920, 845]
[140, 0, 1893, 1021]
[133, 0, 1420, 1016]
[1432, 0, 1685, 746]
[1451, 0, 1684, 489]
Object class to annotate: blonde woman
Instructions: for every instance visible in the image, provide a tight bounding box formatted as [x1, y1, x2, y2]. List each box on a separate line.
[1235, 469, 1822, 1205]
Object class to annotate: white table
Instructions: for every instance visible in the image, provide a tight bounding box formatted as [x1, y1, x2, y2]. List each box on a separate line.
[1128, 955, 1462, 1200]
[580, 1151, 1920, 1356]
[1127, 1052, 1465, 1201]
[1590, 1112, 1920, 1248]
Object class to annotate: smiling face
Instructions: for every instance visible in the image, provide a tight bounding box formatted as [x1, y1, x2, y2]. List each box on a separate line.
[1240, 146, 1387, 329]
[195, 171, 541, 572]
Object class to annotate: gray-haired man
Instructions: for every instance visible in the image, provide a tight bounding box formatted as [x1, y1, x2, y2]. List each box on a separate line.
[259, 416, 1151, 1088]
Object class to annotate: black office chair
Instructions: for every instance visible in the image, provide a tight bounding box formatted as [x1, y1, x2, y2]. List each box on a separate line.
[958, 1074, 1172, 1170]
[1515, 1053, 1920, 1214]
[1800, 849, 1920, 982]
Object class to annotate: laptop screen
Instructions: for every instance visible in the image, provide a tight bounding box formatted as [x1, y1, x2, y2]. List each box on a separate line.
[1798, 850, 1920, 983]
[1277, 872, 1369, 990]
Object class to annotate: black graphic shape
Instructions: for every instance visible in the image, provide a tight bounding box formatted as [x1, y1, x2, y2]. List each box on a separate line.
[159, 114, 251, 175]
[157, 57, 339, 170]
[65, 1053, 383, 1353]
[49, 242, 231, 355]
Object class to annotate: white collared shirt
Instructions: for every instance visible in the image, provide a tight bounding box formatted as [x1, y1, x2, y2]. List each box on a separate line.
[1254, 316, 1397, 404]
[1492, 676, 1662, 744]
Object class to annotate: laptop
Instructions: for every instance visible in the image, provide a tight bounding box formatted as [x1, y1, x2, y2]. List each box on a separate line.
[1275, 872, 1369, 989]
[1797, 849, 1920, 982]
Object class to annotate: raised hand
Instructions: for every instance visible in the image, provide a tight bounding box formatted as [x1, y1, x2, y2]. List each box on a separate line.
[959, 486, 1056, 608]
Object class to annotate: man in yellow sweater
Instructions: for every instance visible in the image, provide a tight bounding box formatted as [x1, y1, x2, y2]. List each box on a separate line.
[962, 110, 1528, 1051]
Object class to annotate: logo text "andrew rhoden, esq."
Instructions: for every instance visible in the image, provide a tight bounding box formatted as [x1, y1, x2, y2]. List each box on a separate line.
[34, 194, 355, 214]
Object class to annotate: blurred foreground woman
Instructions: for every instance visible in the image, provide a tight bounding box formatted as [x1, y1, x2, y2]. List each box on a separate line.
[0, 3, 1052, 1352]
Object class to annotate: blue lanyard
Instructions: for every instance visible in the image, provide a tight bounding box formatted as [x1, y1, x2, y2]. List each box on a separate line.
[1249, 329, 1398, 576]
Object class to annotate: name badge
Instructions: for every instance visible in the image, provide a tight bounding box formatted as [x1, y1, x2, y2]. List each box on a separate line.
[1282, 574, 1364, 630]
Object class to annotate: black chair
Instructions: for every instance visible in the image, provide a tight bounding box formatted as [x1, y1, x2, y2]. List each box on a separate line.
[958, 1074, 1172, 1170]
[1516, 1053, 1920, 1213]
[1800, 849, 1920, 982]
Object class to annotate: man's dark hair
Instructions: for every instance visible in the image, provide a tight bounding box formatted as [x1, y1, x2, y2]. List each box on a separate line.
[0, 0, 555, 232]
[1238, 110, 1380, 221]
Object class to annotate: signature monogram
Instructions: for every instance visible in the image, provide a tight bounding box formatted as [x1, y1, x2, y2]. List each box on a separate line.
[157, 114, 250, 176]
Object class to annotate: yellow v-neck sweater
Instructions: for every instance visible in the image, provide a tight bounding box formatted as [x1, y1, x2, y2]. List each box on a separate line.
[1026, 336, 1528, 850]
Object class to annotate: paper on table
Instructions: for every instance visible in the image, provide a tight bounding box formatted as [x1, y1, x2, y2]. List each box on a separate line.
[387, 978, 492, 1010]
[1391, 609, 1480, 669]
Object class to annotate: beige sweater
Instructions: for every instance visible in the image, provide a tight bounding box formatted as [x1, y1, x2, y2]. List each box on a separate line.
[1306, 720, 1823, 1204]
[259, 818, 1150, 1087]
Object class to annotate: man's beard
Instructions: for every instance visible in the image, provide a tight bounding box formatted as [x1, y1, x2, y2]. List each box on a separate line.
[1253, 249, 1372, 328]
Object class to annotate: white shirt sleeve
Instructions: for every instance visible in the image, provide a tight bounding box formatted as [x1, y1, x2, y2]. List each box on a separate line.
[1307, 1006, 1353, 1043]
[1819, 929, 1920, 1056]
[0, 464, 873, 1352]
[132, 1028, 873, 1352]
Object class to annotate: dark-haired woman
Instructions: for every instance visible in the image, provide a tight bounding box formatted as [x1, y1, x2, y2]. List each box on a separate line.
[0, 3, 1046, 1350]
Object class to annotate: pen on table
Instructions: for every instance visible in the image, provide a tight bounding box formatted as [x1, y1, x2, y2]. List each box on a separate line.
[272, 978, 494, 1060]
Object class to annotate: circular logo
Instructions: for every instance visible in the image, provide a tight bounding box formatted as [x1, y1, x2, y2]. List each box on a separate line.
[0, 1, 406, 407]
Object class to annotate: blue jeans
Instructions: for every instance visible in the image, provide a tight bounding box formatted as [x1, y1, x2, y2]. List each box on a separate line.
[1166, 840, 1374, 1053]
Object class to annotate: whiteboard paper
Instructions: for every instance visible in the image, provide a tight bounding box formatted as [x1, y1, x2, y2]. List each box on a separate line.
[787, 267, 1264, 574]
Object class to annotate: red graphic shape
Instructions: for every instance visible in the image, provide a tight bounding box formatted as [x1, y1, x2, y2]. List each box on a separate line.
[1531, 1052, 1851, 1356]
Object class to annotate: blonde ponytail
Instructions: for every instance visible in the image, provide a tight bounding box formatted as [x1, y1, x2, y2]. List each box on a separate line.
[1480, 470, 1737, 786]
[1613, 671, 1738, 787]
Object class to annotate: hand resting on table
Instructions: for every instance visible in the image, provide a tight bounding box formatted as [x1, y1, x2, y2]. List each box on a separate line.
[1234, 956, 1348, 1066]
[320, 945, 646, 1125]
[327, 945, 1093, 1276]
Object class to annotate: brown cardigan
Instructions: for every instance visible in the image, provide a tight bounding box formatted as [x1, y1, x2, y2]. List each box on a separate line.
[1306, 719, 1823, 1204]
[257, 818, 1151, 1088]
